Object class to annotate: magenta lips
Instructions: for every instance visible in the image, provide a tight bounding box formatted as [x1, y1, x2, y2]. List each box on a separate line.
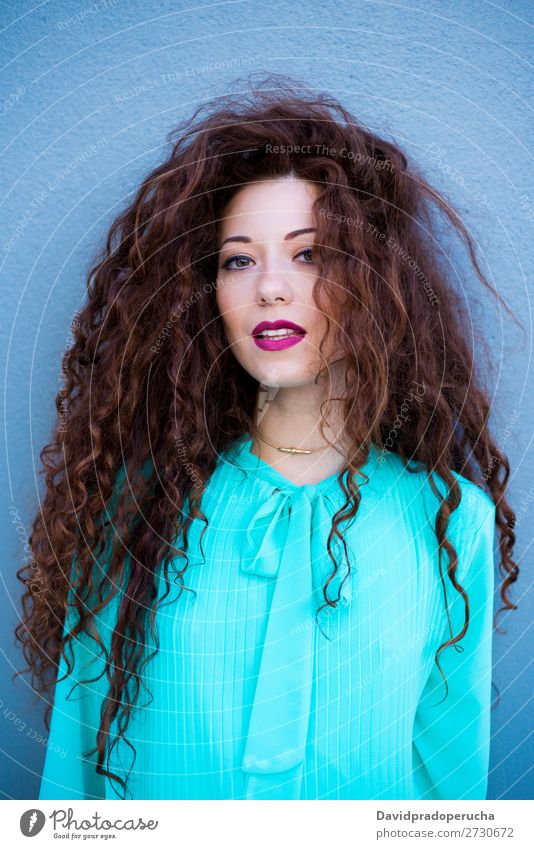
[251, 319, 307, 351]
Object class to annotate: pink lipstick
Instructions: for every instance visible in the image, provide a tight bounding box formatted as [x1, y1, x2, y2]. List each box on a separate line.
[251, 319, 307, 351]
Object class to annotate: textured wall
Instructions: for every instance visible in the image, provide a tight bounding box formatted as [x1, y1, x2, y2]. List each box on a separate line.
[1, 0, 532, 801]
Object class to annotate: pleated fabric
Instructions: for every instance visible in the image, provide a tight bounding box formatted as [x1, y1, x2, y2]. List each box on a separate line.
[38, 433, 496, 801]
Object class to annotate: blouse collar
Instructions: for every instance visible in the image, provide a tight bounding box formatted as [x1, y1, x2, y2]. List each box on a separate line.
[222, 430, 378, 498]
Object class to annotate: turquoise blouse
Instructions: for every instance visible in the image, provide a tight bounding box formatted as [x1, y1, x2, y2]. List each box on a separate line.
[38, 432, 496, 801]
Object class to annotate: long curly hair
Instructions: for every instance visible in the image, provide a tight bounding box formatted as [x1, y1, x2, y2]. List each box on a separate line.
[15, 72, 519, 799]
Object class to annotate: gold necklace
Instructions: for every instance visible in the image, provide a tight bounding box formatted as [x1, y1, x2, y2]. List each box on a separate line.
[250, 423, 339, 455]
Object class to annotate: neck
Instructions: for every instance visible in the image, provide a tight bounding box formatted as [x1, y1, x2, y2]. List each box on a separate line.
[252, 361, 348, 453]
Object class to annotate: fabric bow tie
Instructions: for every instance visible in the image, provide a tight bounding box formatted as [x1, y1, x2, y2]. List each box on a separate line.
[240, 485, 353, 800]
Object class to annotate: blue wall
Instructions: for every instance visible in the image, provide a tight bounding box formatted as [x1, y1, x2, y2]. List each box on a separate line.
[1, 0, 532, 800]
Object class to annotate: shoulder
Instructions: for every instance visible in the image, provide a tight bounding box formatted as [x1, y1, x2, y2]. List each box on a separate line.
[449, 470, 496, 536]
[375, 446, 496, 536]
[374, 449, 497, 592]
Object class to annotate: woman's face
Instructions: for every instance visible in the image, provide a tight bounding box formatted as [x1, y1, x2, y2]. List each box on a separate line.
[215, 175, 342, 390]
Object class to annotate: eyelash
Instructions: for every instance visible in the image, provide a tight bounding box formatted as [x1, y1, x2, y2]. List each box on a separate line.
[221, 247, 314, 271]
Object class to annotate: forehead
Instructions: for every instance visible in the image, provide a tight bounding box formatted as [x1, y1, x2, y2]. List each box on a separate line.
[219, 177, 319, 230]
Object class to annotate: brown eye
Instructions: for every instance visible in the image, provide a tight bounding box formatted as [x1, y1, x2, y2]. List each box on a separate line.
[222, 255, 254, 270]
[296, 248, 314, 263]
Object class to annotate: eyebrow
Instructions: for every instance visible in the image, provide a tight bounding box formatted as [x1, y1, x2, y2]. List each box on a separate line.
[220, 227, 316, 248]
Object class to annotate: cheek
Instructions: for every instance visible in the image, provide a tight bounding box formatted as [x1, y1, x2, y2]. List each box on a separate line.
[304, 303, 340, 358]
[215, 283, 227, 316]
[215, 284, 232, 321]
[303, 299, 330, 337]
[216, 289, 245, 343]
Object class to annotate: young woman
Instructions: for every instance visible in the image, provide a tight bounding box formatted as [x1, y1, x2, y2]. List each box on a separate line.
[18, 76, 518, 801]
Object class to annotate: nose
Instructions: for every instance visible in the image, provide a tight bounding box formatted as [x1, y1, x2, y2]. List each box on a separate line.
[255, 262, 294, 305]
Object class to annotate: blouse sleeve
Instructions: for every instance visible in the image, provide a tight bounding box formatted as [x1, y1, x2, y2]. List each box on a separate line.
[38, 544, 125, 801]
[412, 495, 497, 800]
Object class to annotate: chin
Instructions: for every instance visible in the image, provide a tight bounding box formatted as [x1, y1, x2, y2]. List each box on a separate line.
[232, 345, 320, 386]
[257, 369, 319, 389]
